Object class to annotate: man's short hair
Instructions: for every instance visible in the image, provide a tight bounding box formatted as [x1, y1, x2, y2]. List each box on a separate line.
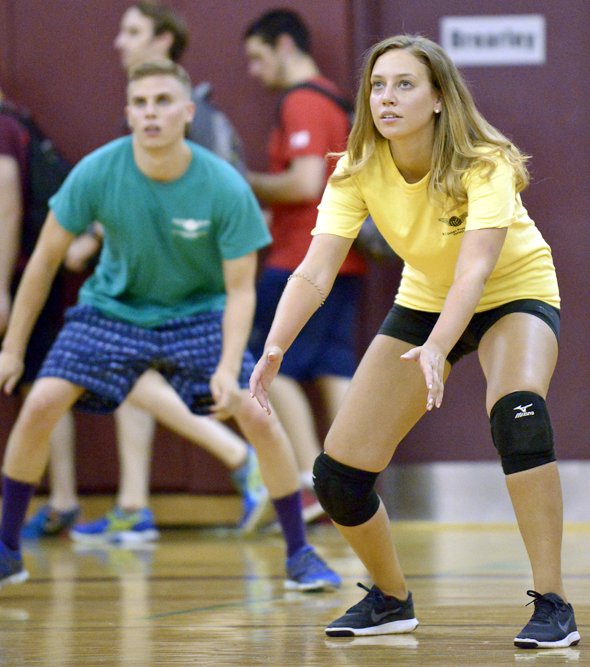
[127, 59, 192, 95]
[133, 1, 189, 62]
[243, 9, 310, 53]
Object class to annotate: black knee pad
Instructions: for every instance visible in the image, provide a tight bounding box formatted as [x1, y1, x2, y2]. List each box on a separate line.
[313, 452, 380, 526]
[490, 391, 556, 475]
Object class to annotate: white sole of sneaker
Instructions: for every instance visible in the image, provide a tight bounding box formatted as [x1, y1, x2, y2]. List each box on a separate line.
[0, 569, 29, 589]
[325, 617, 419, 636]
[514, 630, 581, 649]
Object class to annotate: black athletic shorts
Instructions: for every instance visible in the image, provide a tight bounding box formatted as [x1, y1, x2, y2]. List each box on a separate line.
[378, 298, 560, 366]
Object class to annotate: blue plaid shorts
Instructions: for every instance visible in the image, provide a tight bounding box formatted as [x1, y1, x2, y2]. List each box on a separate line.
[38, 304, 255, 415]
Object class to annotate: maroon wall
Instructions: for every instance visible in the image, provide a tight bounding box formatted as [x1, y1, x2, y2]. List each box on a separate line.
[0, 0, 588, 494]
[0, 0, 353, 167]
[0, 0, 354, 493]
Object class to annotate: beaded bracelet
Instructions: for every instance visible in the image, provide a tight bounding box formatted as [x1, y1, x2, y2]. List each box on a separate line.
[287, 272, 326, 306]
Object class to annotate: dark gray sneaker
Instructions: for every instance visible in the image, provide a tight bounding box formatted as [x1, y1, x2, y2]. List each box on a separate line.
[325, 582, 419, 637]
[514, 590, 580, 649]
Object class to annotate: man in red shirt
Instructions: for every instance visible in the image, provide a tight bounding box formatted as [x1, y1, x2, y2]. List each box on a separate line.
[244, 10, 366, 517]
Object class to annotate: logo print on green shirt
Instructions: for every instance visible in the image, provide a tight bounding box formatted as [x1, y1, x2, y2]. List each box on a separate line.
[171, 218, 211, 239]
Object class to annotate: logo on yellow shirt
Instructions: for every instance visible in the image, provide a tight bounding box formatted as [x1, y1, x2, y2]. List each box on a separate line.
[438, 212, 467, 236]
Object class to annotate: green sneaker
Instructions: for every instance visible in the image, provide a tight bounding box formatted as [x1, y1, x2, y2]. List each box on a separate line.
[231, 446, 270, 533]
[69, 507, 160, 545]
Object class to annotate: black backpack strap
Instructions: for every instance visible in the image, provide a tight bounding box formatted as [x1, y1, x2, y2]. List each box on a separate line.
[0, 101, 27, 127]
[0, 102, 42, 143]
[276, 82, 354, 123]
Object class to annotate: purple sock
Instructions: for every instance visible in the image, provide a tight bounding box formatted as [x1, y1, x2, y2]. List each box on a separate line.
[1, 475, 35, 551]
[272, 491, 306, 558]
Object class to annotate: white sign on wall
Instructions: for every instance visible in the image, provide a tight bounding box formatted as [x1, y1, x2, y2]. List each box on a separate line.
[440, 14, 546, 67]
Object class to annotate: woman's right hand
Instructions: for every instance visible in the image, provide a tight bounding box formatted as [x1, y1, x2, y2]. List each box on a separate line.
[249, 345, 284, 414]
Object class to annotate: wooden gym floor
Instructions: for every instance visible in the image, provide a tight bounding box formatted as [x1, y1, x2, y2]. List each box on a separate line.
[0, 521, 588, 666]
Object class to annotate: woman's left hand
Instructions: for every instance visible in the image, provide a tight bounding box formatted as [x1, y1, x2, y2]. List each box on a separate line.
[249, 345, 284, 415]
[401, 344, 446, 410]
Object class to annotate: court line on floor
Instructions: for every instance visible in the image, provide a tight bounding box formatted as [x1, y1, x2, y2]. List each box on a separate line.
[143, 594, 288, 620]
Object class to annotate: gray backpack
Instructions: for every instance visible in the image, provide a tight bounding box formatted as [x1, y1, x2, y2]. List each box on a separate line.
[189, 82, 246, 175]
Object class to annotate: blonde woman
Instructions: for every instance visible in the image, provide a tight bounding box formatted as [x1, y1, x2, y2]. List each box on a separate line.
[250, 35, 579, 649]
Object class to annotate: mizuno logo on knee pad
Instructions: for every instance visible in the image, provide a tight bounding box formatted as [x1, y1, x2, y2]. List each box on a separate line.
[514, 403, 535, 418]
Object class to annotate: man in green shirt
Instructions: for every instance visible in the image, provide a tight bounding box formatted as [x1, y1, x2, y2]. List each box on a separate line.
[0, 59, 341, 593]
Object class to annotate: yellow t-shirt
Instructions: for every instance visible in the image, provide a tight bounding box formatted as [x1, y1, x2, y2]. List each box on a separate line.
[314, 140, 559, 311]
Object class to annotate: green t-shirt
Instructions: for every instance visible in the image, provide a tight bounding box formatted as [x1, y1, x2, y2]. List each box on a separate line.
[50, 137, 270, 327]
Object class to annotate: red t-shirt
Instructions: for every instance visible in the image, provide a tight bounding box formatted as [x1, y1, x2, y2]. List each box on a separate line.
[266, 77, 365, 275]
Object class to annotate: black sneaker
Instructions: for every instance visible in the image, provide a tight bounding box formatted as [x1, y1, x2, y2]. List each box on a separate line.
[514, 590, 581, 649]
[325, 582, 419, 637]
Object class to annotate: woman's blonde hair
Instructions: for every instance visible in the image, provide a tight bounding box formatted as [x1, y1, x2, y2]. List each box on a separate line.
[332, 34, 530, 204]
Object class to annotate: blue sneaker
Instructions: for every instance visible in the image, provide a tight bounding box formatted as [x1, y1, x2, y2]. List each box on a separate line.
[69, 507, 160, 545]
[514, 590, 581, 649]
[0, 541, 29, 589]
[285, 545, 342, 592]
[22, 504, 80, 539]
[231, 446, 270, 533]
